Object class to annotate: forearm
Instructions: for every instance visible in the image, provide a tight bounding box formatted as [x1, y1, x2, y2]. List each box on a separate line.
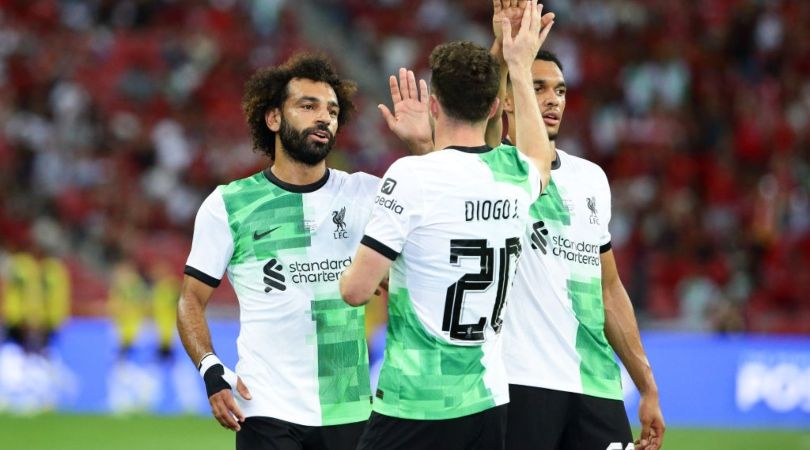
[508, 69, 552, 186]
[177, 292, 215, 367]
[485, 49, 508, 147]
[603, 280, 658, 396]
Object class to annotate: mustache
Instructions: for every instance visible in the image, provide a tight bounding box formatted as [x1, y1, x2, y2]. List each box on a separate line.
[304, 125, 333, 140]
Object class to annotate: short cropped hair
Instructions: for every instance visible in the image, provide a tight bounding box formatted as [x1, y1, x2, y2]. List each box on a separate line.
[242, 53, 357, 158]
[429, 41, 500, 123]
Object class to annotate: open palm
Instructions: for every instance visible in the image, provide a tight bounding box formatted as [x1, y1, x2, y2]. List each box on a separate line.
[378, 68, 432, 153]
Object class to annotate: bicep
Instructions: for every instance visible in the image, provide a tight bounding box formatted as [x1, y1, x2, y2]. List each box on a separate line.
[600, 249, 624, 308]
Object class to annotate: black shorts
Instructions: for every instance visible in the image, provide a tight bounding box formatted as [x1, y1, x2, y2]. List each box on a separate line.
[236, 416, 366, 450]
[358, 405, 508, 450]
[506, 385, 632, 450]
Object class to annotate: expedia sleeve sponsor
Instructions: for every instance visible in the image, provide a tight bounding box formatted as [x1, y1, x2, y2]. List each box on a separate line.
[362, 158, 423, 255]
[374, 195, 404, 215]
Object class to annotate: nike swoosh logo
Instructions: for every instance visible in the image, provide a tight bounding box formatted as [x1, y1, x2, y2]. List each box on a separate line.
[253, 226, 281, 240]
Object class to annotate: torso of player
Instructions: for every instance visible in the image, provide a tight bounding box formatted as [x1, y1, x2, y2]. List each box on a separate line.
[366, 146, 540, 420]
[188, 168, 378, 426]
[504, 149, 623, 400]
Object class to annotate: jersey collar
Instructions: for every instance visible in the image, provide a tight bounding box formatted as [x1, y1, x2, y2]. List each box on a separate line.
[445, 145, 492, 154]
[263, 167, 331, 193]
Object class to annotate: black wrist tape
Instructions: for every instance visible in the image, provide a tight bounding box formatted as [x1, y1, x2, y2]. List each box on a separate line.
[202, 363, 231, 398]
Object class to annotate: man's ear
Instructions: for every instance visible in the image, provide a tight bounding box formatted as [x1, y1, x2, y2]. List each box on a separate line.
[266, 108, 281, 132]
[487, 98, 501, 120]
[502, 94, 514, 114]
[429, 94, 440, 120]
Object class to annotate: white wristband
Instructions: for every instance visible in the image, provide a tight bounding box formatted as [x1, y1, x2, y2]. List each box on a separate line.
[198, 353, 238, 389]
[198, 353, 221, 377]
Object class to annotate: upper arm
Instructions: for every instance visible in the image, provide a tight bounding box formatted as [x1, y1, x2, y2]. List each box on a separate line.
[362, 158, 424, 255]
[600, 249, 620, 289]
[341, 159, 424, 305]
[184, 189, 234, 288]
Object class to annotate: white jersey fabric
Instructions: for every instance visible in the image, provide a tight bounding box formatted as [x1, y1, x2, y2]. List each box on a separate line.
[504, 149, 623, 400]
[185, 168, 378, 426]
[362, 145, 541, 420]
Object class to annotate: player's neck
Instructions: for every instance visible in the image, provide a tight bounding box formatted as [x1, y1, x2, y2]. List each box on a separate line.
[505, 127, 558, 161]
[433, 120, 488, 151]
[269, 151, 328, 186]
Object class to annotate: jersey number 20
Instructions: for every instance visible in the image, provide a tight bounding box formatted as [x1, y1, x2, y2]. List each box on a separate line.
[442, 238, 522, 342]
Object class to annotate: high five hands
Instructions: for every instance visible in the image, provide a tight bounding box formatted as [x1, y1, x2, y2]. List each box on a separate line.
[501, 1, 555, 72]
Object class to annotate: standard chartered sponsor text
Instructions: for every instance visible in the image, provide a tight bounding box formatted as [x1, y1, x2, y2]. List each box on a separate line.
[551, 235, 601, 266]
[289, 257, 352, 284]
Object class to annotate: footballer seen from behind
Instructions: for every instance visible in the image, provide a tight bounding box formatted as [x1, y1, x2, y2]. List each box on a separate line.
[340, 3, 555, 450]
[177, 53, 379, 450]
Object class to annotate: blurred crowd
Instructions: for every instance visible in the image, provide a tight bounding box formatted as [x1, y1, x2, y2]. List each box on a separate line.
[1, 0, 808, 338]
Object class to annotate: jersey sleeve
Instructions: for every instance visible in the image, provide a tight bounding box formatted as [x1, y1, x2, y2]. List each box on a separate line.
[184, 188, 233, 287]
[361, 158, 424, 260]
[598, 170, 613, 252]
[355, 171, 382, 200]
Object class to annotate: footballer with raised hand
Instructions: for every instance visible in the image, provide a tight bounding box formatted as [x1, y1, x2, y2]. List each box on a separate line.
[340, 3, 555, 449]
[485, 2, 667, 449]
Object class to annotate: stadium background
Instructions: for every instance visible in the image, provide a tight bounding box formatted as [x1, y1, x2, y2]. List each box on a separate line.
[0, 0, 808, 449]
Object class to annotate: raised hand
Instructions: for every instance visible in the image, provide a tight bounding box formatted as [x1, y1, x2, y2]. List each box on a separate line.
[378, 68, 433, 154]
[493, 0, 527, 60]
[502, 2, 555, 72]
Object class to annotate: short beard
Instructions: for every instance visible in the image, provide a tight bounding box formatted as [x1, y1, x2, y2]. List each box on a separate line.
[278, 118, 335, 166]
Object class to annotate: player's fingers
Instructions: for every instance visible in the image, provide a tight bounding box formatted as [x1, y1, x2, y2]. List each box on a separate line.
[519, 0, 533, 32]
[407, 70, 418, 100]
[388, 75, 402, 103]
[510, 0, 518, 9]
[210, 395, 238, 430]
[650, 420, 665, 450]
[419, 79, 429, 104]
[531, 3, 543, 32]
[399, 68, 410, 100]
[638, 421, 652, 449]
[541, 11, 555, 27]
[537, 19, 554, 47]
[378, 104, 397, 129]
[236, 377, 252, 400]
[222, 394, 245, 429]
[493, 0, 501, 15]
[502, 19, 513, 47]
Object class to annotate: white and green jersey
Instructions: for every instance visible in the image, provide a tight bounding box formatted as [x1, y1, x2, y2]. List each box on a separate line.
[504, 149, 622, 400]
[185, 168, 378, 426]
[362, 145, 541, 420]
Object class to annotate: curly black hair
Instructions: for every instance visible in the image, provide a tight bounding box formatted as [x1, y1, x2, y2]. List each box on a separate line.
[242, 53, 357, 158]
[429, 41, 500, 123]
